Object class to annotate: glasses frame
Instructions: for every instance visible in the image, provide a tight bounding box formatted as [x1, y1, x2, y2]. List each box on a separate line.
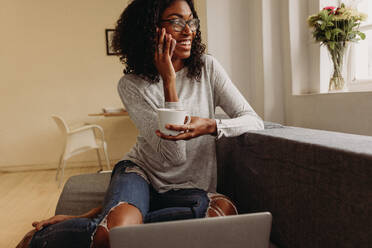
[160, 18, 200, 32]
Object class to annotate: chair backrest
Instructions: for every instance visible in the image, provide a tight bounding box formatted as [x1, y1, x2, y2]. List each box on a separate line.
[52, 115, 70, 134]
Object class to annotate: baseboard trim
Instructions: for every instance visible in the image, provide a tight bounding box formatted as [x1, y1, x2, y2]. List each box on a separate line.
[0, 159, 120, 173]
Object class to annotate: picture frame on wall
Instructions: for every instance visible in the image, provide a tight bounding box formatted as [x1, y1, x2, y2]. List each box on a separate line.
[105, 29, 119, 56]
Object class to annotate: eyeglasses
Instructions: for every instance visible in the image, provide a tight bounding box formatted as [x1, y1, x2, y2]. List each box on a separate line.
[160, 18, 199, 32]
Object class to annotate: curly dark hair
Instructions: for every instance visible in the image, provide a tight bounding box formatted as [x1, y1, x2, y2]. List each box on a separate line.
[111, 0, 206, 83]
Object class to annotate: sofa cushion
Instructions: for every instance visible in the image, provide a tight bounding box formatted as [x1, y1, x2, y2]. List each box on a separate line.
[55, 173, 111, 216]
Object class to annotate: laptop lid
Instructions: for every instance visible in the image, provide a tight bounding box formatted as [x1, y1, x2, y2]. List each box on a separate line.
[109, 212, 272, 248]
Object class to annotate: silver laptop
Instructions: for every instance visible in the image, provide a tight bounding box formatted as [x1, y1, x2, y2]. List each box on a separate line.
[109, 212, 272, 248]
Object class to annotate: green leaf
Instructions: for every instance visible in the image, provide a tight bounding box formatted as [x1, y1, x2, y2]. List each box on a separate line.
[358, 32, 366, 40]
[333, 28, 344, 35]
[326, 30, 331, 40]
[329, 42, 335, 50]
[327, 22, 334, 27]
[319, 10, 329, 21]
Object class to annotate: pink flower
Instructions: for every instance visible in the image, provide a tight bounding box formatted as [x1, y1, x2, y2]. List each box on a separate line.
[323, 6, 337, 14]
[323, 6, 336, 11]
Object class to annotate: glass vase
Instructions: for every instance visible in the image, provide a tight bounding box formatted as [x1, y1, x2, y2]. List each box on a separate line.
[326, 41, 350, 92]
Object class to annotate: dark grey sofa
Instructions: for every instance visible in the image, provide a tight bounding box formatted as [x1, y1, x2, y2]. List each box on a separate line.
[56, 122, 372, 248]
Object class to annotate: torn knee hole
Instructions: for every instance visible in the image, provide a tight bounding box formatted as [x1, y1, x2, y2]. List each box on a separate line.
[94, 202, 128, 235]
[106, 202, 142, 229]
[91, 202, 143, 246]
[90, 202, 128, 247]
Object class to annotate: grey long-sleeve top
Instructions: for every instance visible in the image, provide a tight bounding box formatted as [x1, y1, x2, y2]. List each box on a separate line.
[118, 55, 264, 193]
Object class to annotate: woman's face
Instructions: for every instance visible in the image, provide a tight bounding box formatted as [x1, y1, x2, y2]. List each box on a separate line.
[160, 0, 197, 60]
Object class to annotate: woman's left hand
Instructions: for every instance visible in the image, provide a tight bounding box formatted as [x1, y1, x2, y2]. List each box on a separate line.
[156, 116, 217, 140]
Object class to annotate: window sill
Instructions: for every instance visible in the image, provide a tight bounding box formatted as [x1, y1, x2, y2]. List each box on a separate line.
[293, 81, 372, 96]
[348, 80, 372, 91]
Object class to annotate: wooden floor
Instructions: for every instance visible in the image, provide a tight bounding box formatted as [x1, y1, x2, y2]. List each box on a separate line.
[0, 166, 98, 247]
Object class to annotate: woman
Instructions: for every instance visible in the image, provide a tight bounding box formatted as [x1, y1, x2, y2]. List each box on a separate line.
[17, 0, 264, 247]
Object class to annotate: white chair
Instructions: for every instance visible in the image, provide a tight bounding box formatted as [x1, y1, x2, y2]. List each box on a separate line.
[52, 115, 111, 187]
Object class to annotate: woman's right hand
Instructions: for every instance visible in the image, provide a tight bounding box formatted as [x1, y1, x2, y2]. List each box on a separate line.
[32, 215, 74, 231]
[32, 206, 102, 231]
[154, 27, 177, 82]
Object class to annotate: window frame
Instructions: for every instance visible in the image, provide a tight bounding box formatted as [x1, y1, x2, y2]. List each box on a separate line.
[348, 22, 372, 91]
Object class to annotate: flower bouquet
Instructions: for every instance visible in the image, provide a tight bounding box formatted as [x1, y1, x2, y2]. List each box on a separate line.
[308, 3, 367, 91]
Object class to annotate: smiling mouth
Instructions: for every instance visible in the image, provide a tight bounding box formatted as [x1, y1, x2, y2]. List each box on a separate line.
[177, 40, 192, 50]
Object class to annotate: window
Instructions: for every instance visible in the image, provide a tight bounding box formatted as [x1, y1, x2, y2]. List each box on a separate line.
[311, 0, 372, 93]
[348, 0, 372, 90]
[292, 0, 371, 94]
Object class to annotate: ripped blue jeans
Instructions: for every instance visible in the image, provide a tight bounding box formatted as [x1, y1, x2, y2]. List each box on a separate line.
[29, 160, 210, 248]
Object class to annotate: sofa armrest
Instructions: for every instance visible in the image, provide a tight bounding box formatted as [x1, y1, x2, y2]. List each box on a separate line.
[216, 125, 372, 248]
[55, 173, 111, 216]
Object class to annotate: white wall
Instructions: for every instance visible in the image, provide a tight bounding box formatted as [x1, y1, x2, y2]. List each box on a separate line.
[261, 0, 285, 123]
[205, 0, 238, 91]
[206, 0, 257, 110]
[206, 0, 284, 123]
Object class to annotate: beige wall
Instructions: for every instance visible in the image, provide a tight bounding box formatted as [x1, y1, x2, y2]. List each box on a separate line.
[195, 0, 208, 48]
[0, 0, 207, 168]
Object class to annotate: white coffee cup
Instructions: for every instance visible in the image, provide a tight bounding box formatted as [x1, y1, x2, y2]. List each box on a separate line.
[157, 108, 191, 136]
